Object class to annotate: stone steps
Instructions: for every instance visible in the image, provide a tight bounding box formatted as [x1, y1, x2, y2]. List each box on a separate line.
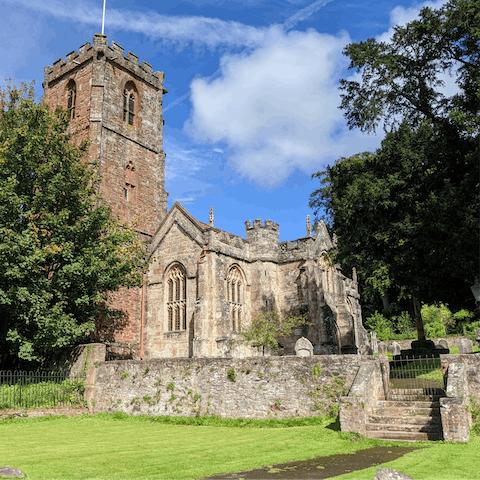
[366, 393, 444, 442]
[368, 414, 441, 426]
[367, 430, 443, 441]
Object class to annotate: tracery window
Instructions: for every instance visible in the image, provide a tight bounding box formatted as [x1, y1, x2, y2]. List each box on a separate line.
[166, 265, 186, 331]
[123, 81, 136, 126]
[67, 80, 76, 120]
[227, 266, 243, 332]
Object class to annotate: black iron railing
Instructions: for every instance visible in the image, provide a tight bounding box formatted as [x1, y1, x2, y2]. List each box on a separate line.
[389, 357, 445, 400]
[0, 370, 85, 410]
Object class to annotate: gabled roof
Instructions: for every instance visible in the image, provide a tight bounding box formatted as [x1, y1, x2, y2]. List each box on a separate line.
[149, 202, 207, 255]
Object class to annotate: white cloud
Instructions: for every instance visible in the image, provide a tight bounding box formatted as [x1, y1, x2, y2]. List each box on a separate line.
[4, 0, 337, 56]
[184, 28, 381, 187]
[4, 0, 274, 50]
[182, 0, 464, 187]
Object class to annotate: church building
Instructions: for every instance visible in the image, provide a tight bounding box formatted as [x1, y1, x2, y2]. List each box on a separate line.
[42, 34, 370, 359]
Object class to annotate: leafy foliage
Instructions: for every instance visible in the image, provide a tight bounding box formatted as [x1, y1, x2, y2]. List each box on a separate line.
[339, 0, 480, 135]
[421, 303, 453, 338]
[310, 0, 479, 315]
[365, 312, 393, 341]
[239, 308, 307, 355]
[0, 83, 148, 365]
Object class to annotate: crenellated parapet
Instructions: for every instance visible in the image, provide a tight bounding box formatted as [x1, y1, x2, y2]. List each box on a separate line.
[245, 219, 279, 262]
[43, 34, 167, 93]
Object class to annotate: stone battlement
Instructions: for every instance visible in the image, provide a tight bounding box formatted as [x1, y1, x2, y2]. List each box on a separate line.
[245, 218, 279, 232]
[44, 34, 166, 91]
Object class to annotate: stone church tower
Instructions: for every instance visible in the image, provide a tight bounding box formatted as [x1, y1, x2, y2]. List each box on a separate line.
[43, 34, 168, 353]
[43, 35, 370, 359]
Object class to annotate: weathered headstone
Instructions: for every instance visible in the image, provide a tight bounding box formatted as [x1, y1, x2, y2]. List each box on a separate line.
[459, 338, 473, 354]
[0, 466, 25, 478]
[437, 338, 448, 348]
[475, 328, 480, 348]
[295, 337, 313, 357]
[374, 468, 412, 480]
[378, 341, 387, 355]
[390, 341, 401, 356]
[370, 332, 378, 354]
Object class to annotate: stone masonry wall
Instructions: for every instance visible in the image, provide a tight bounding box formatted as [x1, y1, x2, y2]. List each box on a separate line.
[441, 353, 480, 399]
[43, 35, 169, 350]
[92, 356, 375, 418]
[386, 337, 473, 350]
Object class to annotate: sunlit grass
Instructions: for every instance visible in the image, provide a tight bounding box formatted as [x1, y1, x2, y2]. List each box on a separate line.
[1, 413, 479, 479]
[0, 413, 382, 479]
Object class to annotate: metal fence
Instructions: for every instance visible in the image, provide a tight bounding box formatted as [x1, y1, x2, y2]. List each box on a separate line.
[0, 370, 85, 410]
[389, 357, 445, 400]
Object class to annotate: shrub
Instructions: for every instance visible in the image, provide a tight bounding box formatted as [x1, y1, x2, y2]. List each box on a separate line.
[450, 309, 475, 335]
[392, 311, 415, 335]
[227, 367, 236, 383]
[365, 312, 392, 341]
[421, 303, 453, 338]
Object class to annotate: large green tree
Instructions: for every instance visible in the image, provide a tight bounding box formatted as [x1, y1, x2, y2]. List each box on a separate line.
[310, 0, 479, 314]
[339, 0, 479, 136]
[0, 83, 148, 366]
[310, 121, 478, 312]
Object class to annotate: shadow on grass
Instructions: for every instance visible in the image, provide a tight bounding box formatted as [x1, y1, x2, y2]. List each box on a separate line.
[203, 446, 420, 479]
[325, 417, 341, 431]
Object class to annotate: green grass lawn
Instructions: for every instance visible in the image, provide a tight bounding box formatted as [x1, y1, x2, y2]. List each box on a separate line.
[1, 413, 479, 479]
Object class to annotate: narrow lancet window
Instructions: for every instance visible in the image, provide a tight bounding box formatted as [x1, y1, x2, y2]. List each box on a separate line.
[67, 80, 76, 120]
[123, 81, 136, 126]
[227, 266, 244, 332]
[166, 265, 187, 331]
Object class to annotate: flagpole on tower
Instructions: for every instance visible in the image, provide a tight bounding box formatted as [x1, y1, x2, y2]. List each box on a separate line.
[101, 0, 107, 35]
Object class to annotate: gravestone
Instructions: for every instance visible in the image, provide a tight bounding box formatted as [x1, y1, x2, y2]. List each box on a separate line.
[378, 341, 387, 355]
[0, 467, 25, 478]
[390, 341, 401, 356]
[475, 328, 480, 348]
[459, 338, 473, 354]
[295, 337, 313, 357]
[437, 338, 448, 349]
[370, 332, 378, 354]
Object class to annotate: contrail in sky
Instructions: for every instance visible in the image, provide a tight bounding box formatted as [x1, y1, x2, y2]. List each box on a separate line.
[283, 0, 333, 29]
[164, 0, 334, 112]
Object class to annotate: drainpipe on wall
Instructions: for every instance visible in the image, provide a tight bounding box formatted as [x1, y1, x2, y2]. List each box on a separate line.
[140, 272, 146, 360]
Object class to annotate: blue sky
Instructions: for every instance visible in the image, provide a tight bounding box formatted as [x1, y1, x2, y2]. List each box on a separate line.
[0, 0, 447, 241]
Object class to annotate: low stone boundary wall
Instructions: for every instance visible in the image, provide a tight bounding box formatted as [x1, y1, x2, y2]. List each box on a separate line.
[339, 356, 388, 436]
[91, 356, 377, 419]
[441, 354, 480, 399]
[440, 360, 471, 442]
[388, 337, 472, 350]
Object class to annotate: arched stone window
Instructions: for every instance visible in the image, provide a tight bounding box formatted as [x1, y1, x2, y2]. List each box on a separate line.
[123, 81, 137, 126]
[166, 265, 186, 331]
[66, 79, 76, 120]
[227, 266, 244, 332]
[123, 161, 136, 202]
